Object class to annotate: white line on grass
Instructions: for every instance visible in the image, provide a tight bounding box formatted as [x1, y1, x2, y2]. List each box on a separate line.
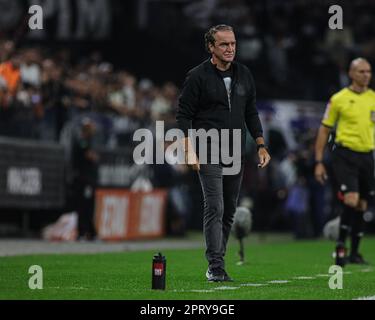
[239, 283, 268, 287]
[49, 286, 90, 290]
[47, 266, 373, 295]
[354, 295, 375, 300]
[268, 280, 290, 284]
[49, 286, 145, 292]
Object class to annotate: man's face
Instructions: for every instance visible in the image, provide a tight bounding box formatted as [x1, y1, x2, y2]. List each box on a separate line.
[10, 56, 21, 68]
[350, 61, 372, 87]
[209, 30, 236, 63]
[82, 122, 96, 137]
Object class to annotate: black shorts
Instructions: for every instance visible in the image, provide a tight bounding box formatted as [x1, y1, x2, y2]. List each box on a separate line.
[332, 145, 375, 200]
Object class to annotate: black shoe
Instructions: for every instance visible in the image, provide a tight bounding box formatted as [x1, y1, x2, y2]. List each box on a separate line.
[222, 270, 234, 282]
[335, 245, 347, 267]
[206, 268, 224, 282]
[348, 253, 369, 265]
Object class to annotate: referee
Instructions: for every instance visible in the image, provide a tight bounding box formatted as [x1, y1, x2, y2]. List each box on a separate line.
[177, 25, 270, 282]
[315, 58, 375, 266]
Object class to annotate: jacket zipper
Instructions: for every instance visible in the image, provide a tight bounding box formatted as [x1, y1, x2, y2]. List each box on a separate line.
[228, 78, 236, 112]
[227, 90, 232, 112]
[215, 68, 236, 112]
[225, 79, 235, 112]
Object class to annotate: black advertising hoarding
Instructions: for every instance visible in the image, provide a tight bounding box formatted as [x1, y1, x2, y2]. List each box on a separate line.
[96, 147, 149, 188]
[0, 137, 65, 210]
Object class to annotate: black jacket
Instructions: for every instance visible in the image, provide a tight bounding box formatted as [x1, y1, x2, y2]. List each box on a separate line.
[176, 59, 263, 161]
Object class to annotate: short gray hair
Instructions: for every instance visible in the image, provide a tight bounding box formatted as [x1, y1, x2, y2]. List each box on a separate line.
[204, 24, 234, 53]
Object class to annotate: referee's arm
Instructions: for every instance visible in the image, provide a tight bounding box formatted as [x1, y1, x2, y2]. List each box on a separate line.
[314, 124, 331, 184]
[315, 96, 338, 184]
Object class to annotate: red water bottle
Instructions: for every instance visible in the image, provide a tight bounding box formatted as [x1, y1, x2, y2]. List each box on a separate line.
[152, 252, 166, 290]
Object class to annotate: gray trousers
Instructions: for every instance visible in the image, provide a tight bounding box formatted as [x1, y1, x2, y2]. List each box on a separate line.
[198, 163, 244, 270]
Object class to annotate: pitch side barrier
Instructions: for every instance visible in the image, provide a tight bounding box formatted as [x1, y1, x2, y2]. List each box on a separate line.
[0, 137, 65, 210]
[95, 147, 167, 240]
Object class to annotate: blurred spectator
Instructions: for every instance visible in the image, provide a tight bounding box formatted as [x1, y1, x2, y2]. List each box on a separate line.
[285, 175, 309, 239]
[71, 118, 99, 240]
[41, 59, 67, 140]
[150, 82, 177, 124]
[183, 0, 217, 29]
[20, 48, 42, 88]
[152, 141, 194, 236]
[0, 40, 15, 62]
[119, 72, 136, 110]
[265, 20, 294, 88]
[0, 54, 21, 104]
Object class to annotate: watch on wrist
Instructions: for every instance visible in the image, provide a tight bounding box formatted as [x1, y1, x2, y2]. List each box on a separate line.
[257, 144, 266, 151]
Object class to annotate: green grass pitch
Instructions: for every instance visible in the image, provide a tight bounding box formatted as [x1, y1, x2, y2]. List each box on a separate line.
[1, 236, 375, 300]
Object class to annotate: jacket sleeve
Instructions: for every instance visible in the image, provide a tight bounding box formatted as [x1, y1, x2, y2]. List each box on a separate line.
[176, 70, 201, 137]
[245, 69, 263, 140]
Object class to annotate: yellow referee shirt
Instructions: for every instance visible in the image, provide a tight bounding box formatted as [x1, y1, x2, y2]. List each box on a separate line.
[322, 87, 375, 152]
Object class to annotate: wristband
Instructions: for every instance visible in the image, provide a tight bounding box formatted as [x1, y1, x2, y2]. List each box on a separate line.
[257, 144, 266, 151]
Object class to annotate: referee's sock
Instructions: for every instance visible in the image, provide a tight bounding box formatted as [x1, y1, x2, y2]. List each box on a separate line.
[337, 205, 354, 246]
[350, 210, 365, 256]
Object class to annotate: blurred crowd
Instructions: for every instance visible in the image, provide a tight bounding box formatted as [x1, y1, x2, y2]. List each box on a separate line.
[0, 39, 198, 238]
[2, 0, 375, 237]
[0, 38, 336, 238]
[0, 40, 177, 145]
[148, 0, 375, 100]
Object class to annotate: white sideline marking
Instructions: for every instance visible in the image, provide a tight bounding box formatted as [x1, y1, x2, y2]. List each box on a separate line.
[214, 286, 239, 290]
[47, 266, 373, 296]
[51, 286, 120, 291]
[50, 286, 147, 292]
[50, 286, 89, 290]
[354, 295, 375, 300]
[240, 283, 268, 287]
[171, 289, 185, 292]
[268, 280, 290, 284]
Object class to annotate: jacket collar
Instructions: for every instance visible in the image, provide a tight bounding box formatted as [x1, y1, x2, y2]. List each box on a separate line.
[204, 58, 237, 72]
[204, 58, 238, 83]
